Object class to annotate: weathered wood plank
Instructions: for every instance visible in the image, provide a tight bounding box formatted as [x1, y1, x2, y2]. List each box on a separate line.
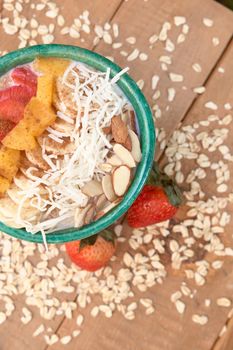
[96, 0, 233, 159]
[47, 2, 233, 350]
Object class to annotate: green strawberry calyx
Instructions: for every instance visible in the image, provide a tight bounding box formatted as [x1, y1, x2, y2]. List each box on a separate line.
[79, 229, 116, 252]
[147, 161, 183, 207]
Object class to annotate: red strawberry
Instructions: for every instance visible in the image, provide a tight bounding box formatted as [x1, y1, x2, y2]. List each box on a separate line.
[11, 66, 37, 96]
[127, 162, 183, 228]
[0, 119, 16, 141]
[0, 85, 33, 105]
[65, 230, 116, 272]
[0, 99, 25, 123]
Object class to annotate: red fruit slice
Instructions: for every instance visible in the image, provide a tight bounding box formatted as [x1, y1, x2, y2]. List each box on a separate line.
[0, 85, 33, 105]
[11, 66, 37, 96]
[0, 99, 25, 123]
[0, 119, 16, 141]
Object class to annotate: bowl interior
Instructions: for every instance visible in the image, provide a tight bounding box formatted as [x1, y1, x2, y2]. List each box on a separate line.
[0, 44, 155, 244]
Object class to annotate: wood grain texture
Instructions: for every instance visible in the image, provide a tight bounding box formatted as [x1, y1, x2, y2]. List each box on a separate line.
[96, 0, 233, 159]
[0, 0, 233, 350]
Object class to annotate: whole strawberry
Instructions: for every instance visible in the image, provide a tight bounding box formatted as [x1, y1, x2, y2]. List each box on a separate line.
[65, 230, 116, 272]
[127, 162, 182, 228]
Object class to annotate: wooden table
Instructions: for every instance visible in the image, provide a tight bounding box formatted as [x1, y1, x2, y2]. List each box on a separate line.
[0, 0, 233, 349]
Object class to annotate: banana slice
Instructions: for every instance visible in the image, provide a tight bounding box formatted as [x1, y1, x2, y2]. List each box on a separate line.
[25, 146, 49, 170]
[37, 132, 75, 155]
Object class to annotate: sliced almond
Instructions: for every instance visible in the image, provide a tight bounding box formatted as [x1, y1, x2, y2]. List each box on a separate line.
[25, 146, 49, 170]
[74, 205, 91, 228]
[84, 206, 95, 224]
[107, 154, 122, 166]
[128, 130, 142, 162]
[111, 115, 128, 144]
[124, 135, 132, 151]
[129, 110, 137, 133]
[113, 144, 136, 168]
[96, 193, 108, 210]
[82, 180, 103, 197]
[121, 112, 128, 124]
[102, 174, 116, 202]
[99, 163, 112, 172]
[112, 165, 131, 196]
[95, 199, 120, 220]
[102, 126, 111, 135]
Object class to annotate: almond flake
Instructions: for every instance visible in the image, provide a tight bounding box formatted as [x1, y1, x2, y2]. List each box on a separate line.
[107, 155, 122, 166]
[113, 144, 136, 168]
[82, 180, 103, 197]
[111, 115, 128, 144]
[128, 130, 142, 162]
[102, 175, 116, 202]
[113, 166, 131, 196]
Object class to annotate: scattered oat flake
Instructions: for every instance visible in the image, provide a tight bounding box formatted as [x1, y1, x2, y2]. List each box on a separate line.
[159, 22, 171, 41]
[203, 18, 214, 27]
[169, 73, 184, 82]
[149, 34, 158, 44]
[204, 101, 218, 110]
[33, 324, 45, 337]
[224, 103, 232, 110]
[193, 86, 206, 94]
[165, 39, 175, 52]
[152, 75, 160, 90]
[139, 53, 148, 61]
[60, 335, 72, 345]
[192, 63, 202, 73]
[126, 36, 136, 44]
[192, 314, 208, 325]
[218, 67, 225, 73]
[168, 87, 176, 102]
[177, 34, 186, 44]
[217, 298, 231, 307]
[174, 16, 186, 26]
[0, 312, 6, 325]
[175, 300, 185, 314]
[212, 37, 220, 47]
[127, 48, 139, 61]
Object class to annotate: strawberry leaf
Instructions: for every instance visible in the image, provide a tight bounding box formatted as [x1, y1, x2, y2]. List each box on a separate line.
[99, 229, 116, 245]
[79, 234, 98, 251]
[147, 161, 183, 207]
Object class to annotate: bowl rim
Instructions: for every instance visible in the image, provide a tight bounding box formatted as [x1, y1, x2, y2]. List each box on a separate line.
[0, 44, 155, 244]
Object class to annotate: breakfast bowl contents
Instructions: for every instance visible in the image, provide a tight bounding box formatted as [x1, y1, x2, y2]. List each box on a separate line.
[0, 45, 155, 244]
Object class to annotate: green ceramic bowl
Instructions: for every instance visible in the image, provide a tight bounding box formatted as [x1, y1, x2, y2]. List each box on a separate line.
[0, 44, 155, 244]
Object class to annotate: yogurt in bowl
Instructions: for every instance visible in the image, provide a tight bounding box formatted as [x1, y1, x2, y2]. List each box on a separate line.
[0, 44, 155, 244]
